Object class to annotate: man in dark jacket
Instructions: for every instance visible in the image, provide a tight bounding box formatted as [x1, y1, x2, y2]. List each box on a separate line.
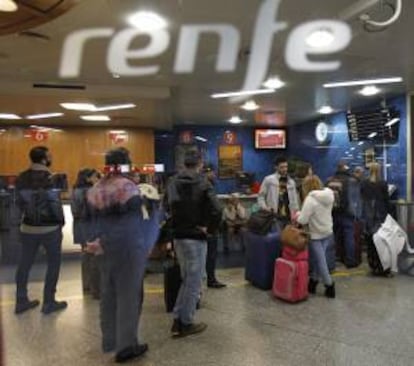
[203, 164, 226, 288]
[327, 161, 362, 268]
[14, 146, 67, 315]
[165, 151, 222, 338]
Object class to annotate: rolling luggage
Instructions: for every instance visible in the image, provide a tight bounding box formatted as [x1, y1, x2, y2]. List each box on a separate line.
[334, 219, 362, 267]
[163, 258, 181, 312]
[273, 247, 309, 303]
[244, 230, 280, 290]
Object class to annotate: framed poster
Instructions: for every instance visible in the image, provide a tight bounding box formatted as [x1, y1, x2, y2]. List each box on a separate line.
[365, 147, 375, 167]
[218, 144, 242, 179]
[254, 129, 286, 149]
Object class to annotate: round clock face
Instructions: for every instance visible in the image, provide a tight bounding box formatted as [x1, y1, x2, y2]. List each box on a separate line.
[315, 122, 329, 143]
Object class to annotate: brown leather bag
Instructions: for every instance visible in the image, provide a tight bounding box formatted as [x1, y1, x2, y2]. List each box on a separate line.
[280, 225, 309, 251]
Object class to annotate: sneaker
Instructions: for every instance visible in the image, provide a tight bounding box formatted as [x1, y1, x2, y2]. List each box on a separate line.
[324, 283, 336, 299]
[173, 322, 207, 338]
[171, 319, 181, 336]
[207, 280, 226, 289]
[41, 300, 68, 314]
[115, 343, 148, 363]
[15, 299, 40, 315]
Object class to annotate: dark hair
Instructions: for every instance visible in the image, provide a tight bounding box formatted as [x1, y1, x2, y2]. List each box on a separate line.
[274, 156, 288, 167]
[184, 150, 201, 168]
[74, 168, 98, 188]
[29, 146, 49, 164]
[203, 163, 215, 173]
[105, 148, 131, 166]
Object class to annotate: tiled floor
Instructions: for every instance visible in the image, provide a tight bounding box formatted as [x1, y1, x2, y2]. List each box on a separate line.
[1, 259, 414, 366]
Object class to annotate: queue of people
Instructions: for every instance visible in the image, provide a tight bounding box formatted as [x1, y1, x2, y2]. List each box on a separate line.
[12, 146, 393, 363]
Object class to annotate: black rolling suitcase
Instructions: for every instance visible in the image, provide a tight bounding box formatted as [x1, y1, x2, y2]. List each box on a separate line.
[163, 257, 181, 313]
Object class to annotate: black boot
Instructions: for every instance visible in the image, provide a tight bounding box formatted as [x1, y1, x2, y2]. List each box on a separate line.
[308, 279, 318, 294]
[324, 283, 336, 299]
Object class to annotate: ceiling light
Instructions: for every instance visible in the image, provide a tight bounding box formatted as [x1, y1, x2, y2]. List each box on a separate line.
[385, 118, 400, 127]
[350, 147, 355, 151]
[80, 115, 111, 121]
[359, 85, 380, 96]
[27, 113, 64, 120]
[318, 105, 334, 114]
[0, 113, 21, 119]
[324, 77, 402, 88]
[262, 77, 285, 89]
[94, 103, 136, 112]
[358, 141, 364, 145]
[306, 28, 335, 48]
[109, 130, 127, 134]
[127, 11, 167, 31]
[0, 0, 18, 12]
[195, 136, 208, 142]
[113, 74, 121, 79]
[60, 103, 96, 111]
[228, 116, 243, 124]
[368, 132, 378, 138]
[211, 89, 275, 99]
[241, 100, 259, 111]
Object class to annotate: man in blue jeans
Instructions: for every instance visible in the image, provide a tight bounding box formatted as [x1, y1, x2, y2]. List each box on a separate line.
[165, 150, 222, 337]
[15, 146, 67, 315]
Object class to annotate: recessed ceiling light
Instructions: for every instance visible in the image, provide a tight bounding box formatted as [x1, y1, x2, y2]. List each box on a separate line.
[94, 103, 136, 112]
[211, 89, 275, 99]
[358, 141, 364, 145]
[241, 100, 259, 111]
[127, 11, 167, 31]
[228, 116, 243, 124]
[27, 113, 64, 120]
[385, 118, 400, 127]
[368, 132, 378, 138]
[80, 115, 111, 121]
[318, 105, 334, 114]
[306, 28, 335, 48]
[262, 77, 285, 89]
[109, 130, 127, 134]
[0, 0, 18, 12]
[324, 77, 403, 88]
[0, 113, 21, 119]
[359, 85, 380, 96]
[112, 74, 121, 79]
[60, 103, 96, 111]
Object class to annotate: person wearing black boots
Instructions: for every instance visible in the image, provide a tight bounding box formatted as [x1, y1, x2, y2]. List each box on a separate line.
[296, 175, 336, 299]
[203, 164, 226, 289]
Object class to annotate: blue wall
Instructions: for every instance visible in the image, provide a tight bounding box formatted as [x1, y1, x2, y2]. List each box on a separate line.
[155, 96, 408, 197]
[287, 96, 407, 198]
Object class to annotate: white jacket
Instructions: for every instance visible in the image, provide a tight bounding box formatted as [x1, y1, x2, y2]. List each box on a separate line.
[297, 188, 334, 240]
[257, 173, 299, 214]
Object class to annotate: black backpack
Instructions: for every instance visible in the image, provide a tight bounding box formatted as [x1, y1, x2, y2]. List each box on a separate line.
[20, 188, 65, 226]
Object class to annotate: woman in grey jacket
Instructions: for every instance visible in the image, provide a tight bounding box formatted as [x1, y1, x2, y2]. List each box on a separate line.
[296, 175, 335, 298]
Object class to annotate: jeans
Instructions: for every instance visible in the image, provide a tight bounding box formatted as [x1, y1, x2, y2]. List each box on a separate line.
[333, 214, 356, 267]
[309, 236, 333, 286]
[174, 239, 207, 325]
[16, 229, 63, 304]
[100, 245, 147, 353]
[206, 235, 218, 283]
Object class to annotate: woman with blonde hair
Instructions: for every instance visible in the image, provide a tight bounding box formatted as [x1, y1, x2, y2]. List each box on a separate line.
[361, 162, 391, 276]
[296, 175, 336, 298]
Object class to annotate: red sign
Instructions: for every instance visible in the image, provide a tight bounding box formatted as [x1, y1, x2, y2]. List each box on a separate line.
[142, 165, 156, 174]
[109, 131, 128, 144]
[255, 129, 286, 149]
[30, 129, 48, 142]
[223, 130, 236, 144]
[179, 130, 193, 144]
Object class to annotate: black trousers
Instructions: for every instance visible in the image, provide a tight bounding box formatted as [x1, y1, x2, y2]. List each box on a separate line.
[206, 235, 218, 283]
[16, 229, 63, 304]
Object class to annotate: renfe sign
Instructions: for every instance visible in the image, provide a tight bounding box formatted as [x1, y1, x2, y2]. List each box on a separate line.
[59, 0, 351, 93]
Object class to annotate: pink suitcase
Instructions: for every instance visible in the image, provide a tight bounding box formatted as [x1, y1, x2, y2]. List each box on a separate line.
[272, 251, 309, 303]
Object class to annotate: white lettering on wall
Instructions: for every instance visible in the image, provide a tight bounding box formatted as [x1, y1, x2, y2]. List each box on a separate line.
[285, 20, 352, 72]
[107, 28, 170, 76]
[174, 24, 240, 73]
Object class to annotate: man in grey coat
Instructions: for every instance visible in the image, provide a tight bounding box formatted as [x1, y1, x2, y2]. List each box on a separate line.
[257, 156, 299, 230]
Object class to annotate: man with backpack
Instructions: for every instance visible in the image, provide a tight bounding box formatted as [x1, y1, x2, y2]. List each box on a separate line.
[165, 150, 222, 338]
[14, 146, 67, 315]
[327, 161, 362, 268]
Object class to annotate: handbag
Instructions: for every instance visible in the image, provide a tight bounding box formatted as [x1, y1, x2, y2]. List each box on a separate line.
[280, 225, 309, 251]
[247, 209, 276, 235]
